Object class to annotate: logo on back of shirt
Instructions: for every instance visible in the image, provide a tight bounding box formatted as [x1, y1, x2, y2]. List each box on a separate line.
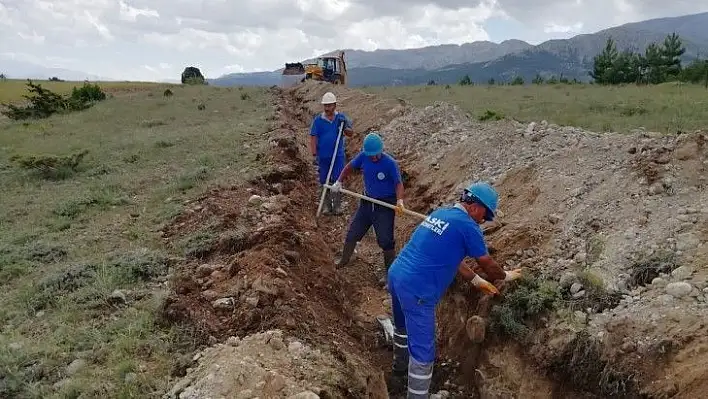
[377, 172, 385, 180]
[421, 215, 450, 235]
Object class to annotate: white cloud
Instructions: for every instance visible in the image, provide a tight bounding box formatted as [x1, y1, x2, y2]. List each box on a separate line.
[0, 0, 706, 81]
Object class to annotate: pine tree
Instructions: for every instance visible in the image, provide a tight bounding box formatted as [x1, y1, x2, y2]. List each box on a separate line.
[660, 32, 685, 80]
[590, 37, 619, 84]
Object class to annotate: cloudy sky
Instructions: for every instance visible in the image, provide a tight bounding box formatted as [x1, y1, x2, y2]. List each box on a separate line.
[0, 0, 706, 81]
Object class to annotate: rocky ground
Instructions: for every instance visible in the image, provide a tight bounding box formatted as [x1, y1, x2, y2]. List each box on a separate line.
[161, 81, 707, 398]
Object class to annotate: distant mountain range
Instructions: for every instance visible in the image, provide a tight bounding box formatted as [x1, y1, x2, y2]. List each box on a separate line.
[211, 11, 708, 87]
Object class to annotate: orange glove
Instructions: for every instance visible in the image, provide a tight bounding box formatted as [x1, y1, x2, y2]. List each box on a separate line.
[472, 275, 500, 296]
[394, 200, 405, 217]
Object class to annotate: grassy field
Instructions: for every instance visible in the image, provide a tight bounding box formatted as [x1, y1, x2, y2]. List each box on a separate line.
[364, 82, 708, 134]
[0, 79, 168, 104]
[0, 83, 271, 397]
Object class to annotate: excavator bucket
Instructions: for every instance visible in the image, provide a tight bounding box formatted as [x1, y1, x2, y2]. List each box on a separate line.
[281, 62, 306, 88]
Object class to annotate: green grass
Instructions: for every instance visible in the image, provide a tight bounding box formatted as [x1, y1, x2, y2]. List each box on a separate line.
[0, 83, 271, 397]
[0, 79, 166, 104]
[364, 82, 708, 133]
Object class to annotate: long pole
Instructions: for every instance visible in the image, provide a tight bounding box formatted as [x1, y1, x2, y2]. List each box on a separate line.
[316, 120, 345, 217]
[324, 185, 427, 220]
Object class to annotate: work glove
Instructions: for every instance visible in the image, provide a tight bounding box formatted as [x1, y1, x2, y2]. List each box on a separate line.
[472, 274, 500, 296]
[504, 268, 523, 281]
[394, 199, 405, 216]
[331, 181, 342, 192]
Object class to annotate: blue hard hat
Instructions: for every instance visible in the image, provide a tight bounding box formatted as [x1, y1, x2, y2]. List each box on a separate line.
[462, 182, 499, 221]
[363, 132, 384, 156]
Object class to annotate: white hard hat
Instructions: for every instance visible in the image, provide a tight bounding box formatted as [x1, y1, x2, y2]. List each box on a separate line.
[321, 92, 337, 104]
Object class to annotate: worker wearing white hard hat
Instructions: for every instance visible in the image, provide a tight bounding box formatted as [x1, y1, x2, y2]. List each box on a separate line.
[309, 91, 354, 215]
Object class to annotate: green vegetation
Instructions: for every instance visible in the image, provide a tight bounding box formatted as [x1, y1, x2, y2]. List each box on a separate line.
[489, 277, 560, 340]
[592, 33, 708, 86]
[0, 84, 271, 397]
[1, 80, 107, 120]
[364, 82, 708, 133]
[0, 79, 163, 105]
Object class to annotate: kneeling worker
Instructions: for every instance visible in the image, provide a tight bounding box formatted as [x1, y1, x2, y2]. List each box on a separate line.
[331, 132, 404, 284]
[386, 182, 522, 398]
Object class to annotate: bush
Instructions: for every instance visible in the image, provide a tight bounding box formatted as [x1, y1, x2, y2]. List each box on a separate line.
[489, 276, 560, 339]
[478, 110, 504, 121]
[0, 80, 106, 120]
[10, 149, 89, 180]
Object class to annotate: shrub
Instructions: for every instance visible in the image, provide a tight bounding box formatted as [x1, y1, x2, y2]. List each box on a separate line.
[10, 149, 89, 180]
[489, 276, 560, 339]
[478, 109, 504, 121]
[0, 80, 106, 120]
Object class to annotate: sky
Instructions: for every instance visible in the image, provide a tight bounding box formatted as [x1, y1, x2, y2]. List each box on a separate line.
[0, 0, 707, 81]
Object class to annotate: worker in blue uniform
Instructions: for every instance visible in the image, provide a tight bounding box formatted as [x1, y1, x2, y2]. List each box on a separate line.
[309, 91, 353, 215]
[330, 132, 405, 284]
[386, 182, 522, 398]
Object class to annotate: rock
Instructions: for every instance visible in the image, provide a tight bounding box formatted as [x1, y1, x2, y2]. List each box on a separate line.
[201, 289, 220, 301]
[288, 341, 305, 355]
[572, 290, 586, 299]
[275, 267, 288, 277]
[548, 214, 562, 224]
[570, 282, 583, 295]
[559, 272, 578, 288]
[284, 251, 300, 264]
[621, 341, 636, 353]
[665, 282, 693, 298]
[288, 392, 320, 399]
[244, 295, 259, 307]
[66, 358, 87, 376]
[265, 371, 287, 391]
[108, 289, 128, 305]
[226, 336, 240, 346]
[573, 311, 588, 324]
[651, 277, 667, 287]
[670, 266, 693, 280]
[248, 195, 264, 206]
[212, 297, 235, 309]
[196, 264, 215, 278]
[574, 252, 587, 263]
[237, 389, 254, 399]
[269, 336, 286, 351]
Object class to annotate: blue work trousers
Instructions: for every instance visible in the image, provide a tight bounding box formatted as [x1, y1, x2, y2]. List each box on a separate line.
[317, 155, 345, 185]
[345, 197, 396, 251]
[388, 274, 436, 364]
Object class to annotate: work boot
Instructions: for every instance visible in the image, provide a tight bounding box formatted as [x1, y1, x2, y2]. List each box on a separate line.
[379, 249, 397, 287]
[335, 241, 357, 268]
[331, 191, 344, 215]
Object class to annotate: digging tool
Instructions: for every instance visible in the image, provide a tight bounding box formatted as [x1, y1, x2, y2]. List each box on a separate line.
[316, 120, 345, 217]
[324, 184, 502, 232]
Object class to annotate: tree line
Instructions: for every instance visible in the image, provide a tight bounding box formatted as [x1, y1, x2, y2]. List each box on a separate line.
[591, 33, 708, 86]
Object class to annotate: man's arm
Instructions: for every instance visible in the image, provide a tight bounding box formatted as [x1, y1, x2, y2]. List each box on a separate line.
[395, 182, 404, 201]
[342, 114, 354, 137]
[309, 119, 318, 157]
[475, 255, 507, 282]
[337, 162, 353, 183]
[458, 263, 499, 295]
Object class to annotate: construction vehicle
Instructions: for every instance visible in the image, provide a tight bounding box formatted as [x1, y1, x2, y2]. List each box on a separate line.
[281, 51, 347, 88]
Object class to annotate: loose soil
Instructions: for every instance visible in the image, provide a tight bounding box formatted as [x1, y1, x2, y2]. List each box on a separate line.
[161, 82, 708, 398]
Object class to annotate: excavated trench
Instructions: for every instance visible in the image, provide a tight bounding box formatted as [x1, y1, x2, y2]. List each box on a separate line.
[158, 83, 701, 398]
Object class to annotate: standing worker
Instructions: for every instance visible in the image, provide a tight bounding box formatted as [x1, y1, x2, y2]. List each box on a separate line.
[330, 132, 405, 285]
[309, 91, 353, 215]
[386, 182, 522, 398]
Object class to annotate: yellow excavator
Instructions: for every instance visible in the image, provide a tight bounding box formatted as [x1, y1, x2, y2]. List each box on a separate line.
[281, 51, 347, 88]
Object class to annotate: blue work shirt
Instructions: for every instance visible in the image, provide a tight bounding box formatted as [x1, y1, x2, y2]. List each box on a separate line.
[350, 151, 401, 199]
[310, 111, 352, 159]
[388, 204, 488, 304]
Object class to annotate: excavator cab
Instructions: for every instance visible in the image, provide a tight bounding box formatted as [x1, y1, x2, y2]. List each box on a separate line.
[282, 51, 347, 87]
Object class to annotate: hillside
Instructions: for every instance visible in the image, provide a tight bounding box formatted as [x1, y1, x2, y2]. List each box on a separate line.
[211, 11, 708, 87]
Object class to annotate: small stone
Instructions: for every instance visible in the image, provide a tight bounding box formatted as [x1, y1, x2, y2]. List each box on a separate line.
[670, 266, 693, 280]
[666, 282, 692, 298]
[284, 251, 300, 264]
[275, 267, 288, 277]
[621, 341, 636, 353]
[559, 272, 578, 288]
[548, 214, 562, 224]
[570, 282, 583, 295]
[108, 289, 127, 305]
[244, 296, 259, 307]
[248, 195, 263, 205]
[269, 336, 286, 350]
[288, 341, 305, 355]
[574, 252, 587, 263]
[651, 277, 667, 287]
[212, 297, 235, 309]
[572, 290, 586, 299]
[66, 358, 87, 376]
[196, 264, 215, 278]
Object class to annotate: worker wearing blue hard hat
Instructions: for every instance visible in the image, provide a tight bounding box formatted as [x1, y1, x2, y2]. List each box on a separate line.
[385, 181, 522, 398]
[309, 92, 354, 215]
[331, 132, 405, 284]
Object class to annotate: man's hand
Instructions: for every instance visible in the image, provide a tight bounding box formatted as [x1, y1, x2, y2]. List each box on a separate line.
[331, 181, 342, 192]
[472, 275, 500, 296]
[344, 128, 353, 138]
[394, 199, 405, 216]
[504, 268, 523, 281]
